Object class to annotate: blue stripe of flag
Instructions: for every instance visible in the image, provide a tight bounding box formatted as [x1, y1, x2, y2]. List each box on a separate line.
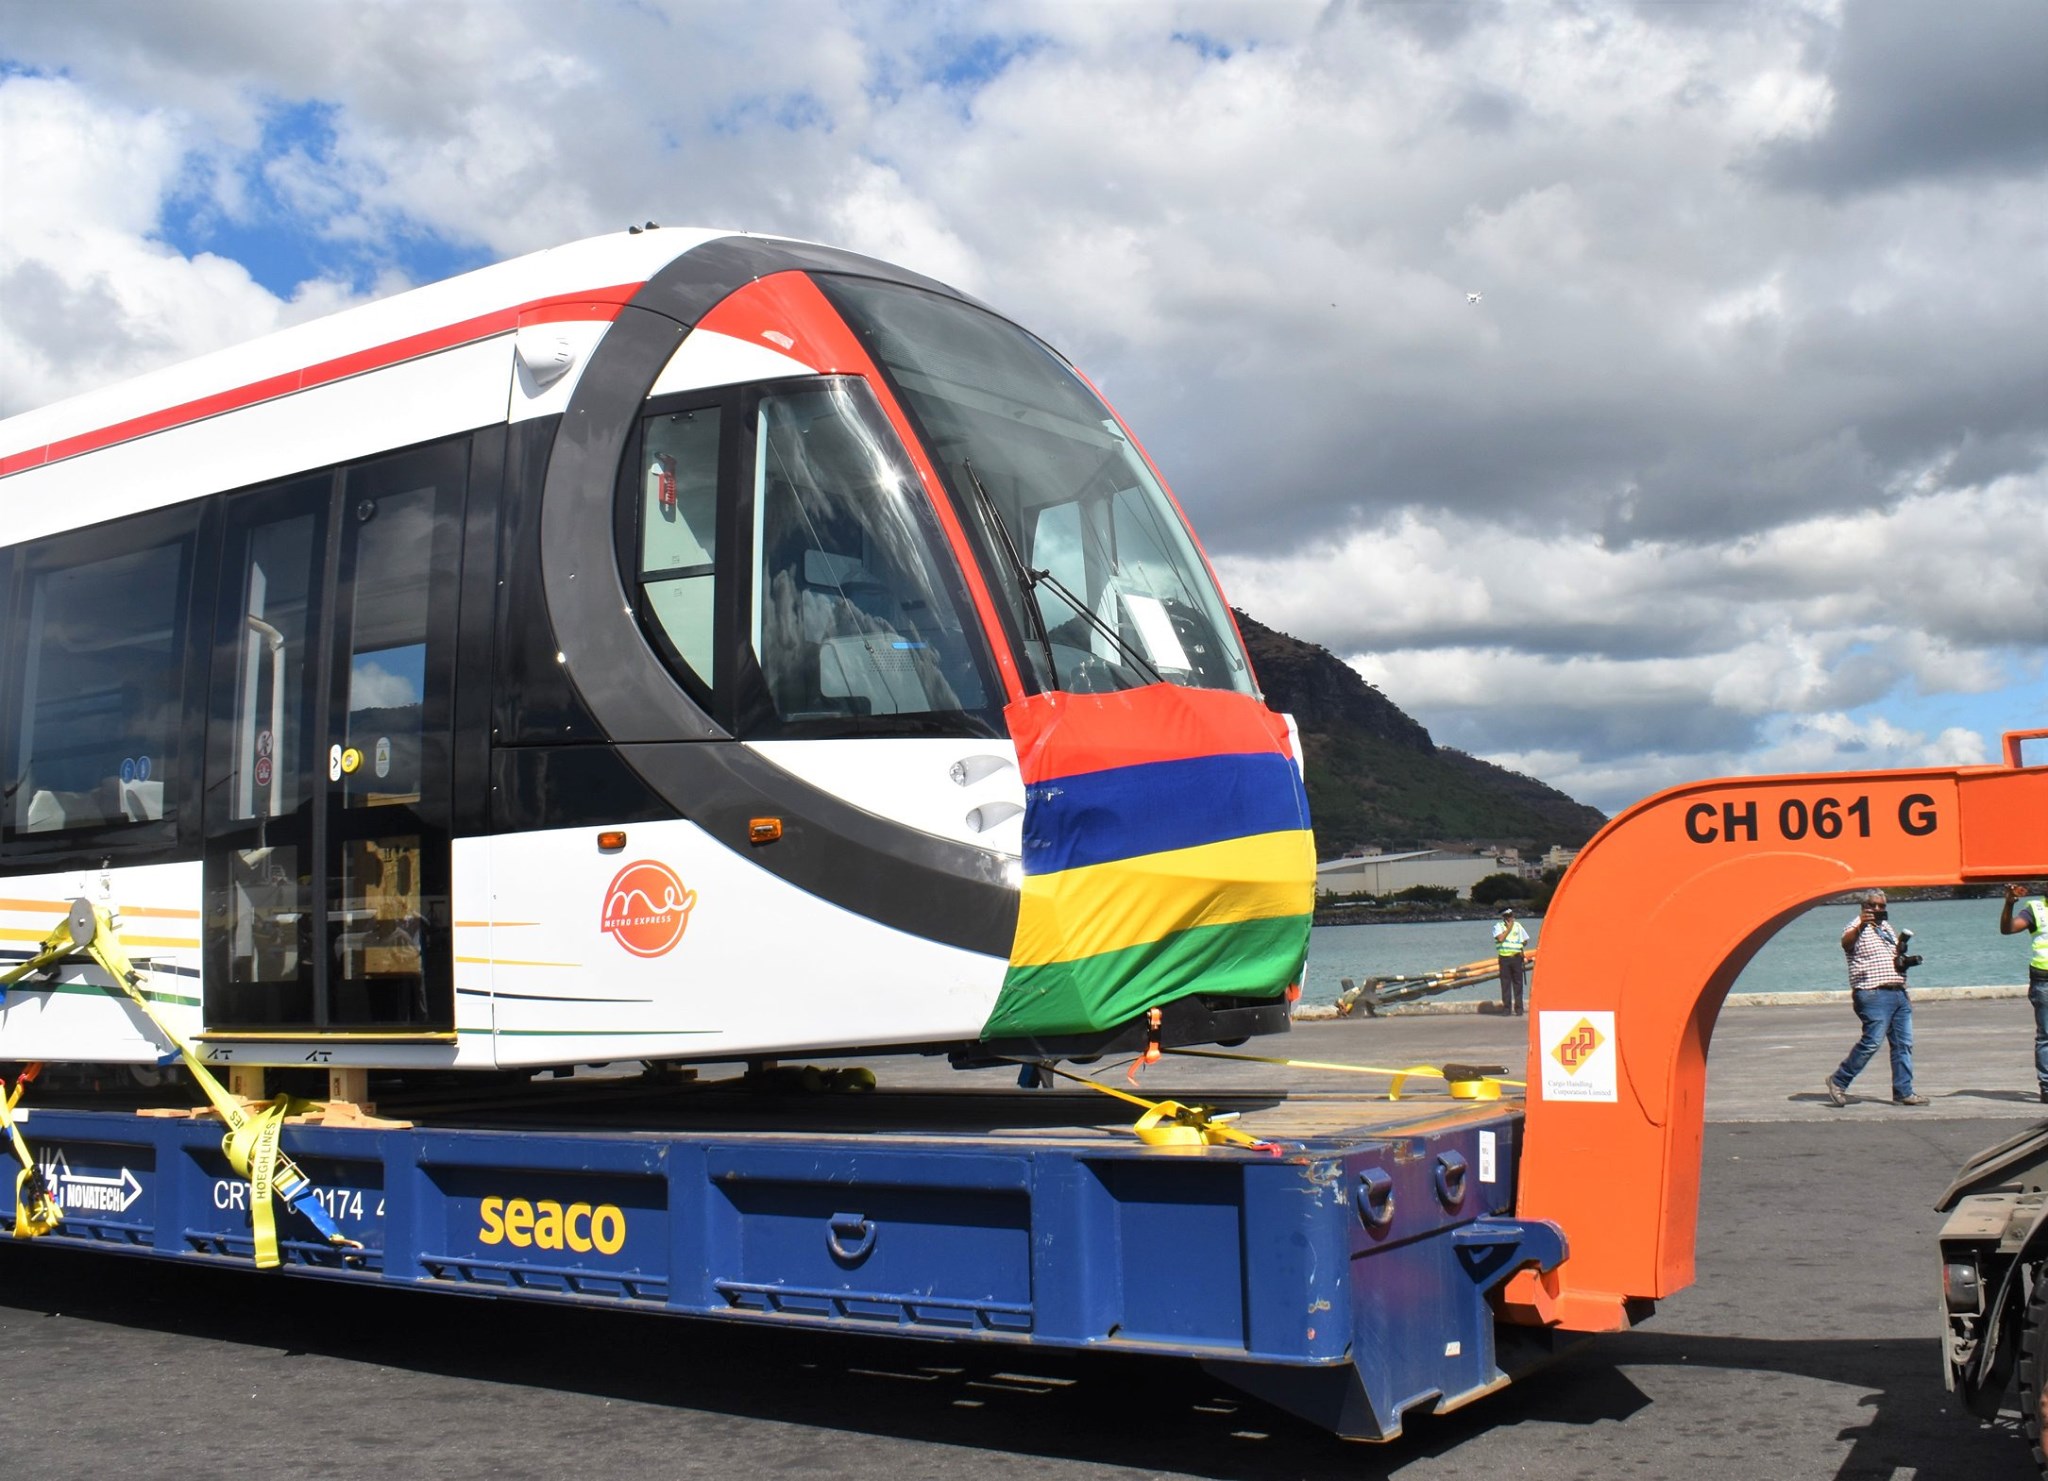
[1020, 750, 1309, 876]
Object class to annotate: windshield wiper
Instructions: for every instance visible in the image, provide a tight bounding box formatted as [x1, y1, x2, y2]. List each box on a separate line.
[963, 460, 1058, 683]
[961, 460, 1162, 688]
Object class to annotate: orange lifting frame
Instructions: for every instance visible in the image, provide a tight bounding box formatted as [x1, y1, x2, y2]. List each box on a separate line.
[1505, 729, 2048, 1332]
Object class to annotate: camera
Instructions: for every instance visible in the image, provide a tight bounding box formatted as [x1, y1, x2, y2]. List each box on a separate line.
[1894, 927, 1923, 973]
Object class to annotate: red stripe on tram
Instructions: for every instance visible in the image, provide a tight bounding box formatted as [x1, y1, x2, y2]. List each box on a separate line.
[0, 282, 647, 479]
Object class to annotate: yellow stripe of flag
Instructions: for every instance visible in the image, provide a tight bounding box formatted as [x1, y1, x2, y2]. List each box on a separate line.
[1011, 829, 1314, 969]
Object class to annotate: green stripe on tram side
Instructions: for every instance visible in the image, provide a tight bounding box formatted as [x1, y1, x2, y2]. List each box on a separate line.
[5, 977, 201, 1010]
[982, 911, 1312, 1039]
[3, 988, 715, 1039]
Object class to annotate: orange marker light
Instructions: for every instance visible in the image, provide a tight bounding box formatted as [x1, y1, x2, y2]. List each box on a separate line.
[597, 831, 627, 852]
[748, 817, 783, 844]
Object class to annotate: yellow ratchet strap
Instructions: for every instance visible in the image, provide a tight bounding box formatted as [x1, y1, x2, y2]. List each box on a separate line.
[1, 902, 362, 1268]
[224, 1094, 322, 1267]
[1012, 1060, 1281, 1153]
[0, 1068, 60, 1238]
[1164, 1047, 1526, 1101]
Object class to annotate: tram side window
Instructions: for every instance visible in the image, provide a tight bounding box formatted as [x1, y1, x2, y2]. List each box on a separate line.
[638, 408, 722, 693]
[750, 380, 994, 729]
[8, 530, 192, 839]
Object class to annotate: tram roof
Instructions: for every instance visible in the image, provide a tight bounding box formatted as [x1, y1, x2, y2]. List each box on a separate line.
[0, 228, 808, 478]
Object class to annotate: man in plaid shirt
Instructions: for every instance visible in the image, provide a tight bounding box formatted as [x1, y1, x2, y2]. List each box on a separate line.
[1824, 889, 1927, 1106]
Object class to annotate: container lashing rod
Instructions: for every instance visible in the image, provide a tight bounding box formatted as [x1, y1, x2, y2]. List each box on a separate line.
[0, 900, 362, 1266]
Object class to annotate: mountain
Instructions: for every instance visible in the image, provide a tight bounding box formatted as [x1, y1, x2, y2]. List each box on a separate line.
[1234, 610, 1607, 856]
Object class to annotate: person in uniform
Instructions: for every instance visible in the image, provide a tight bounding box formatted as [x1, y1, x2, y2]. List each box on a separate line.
[1493, 907, 1530, 1015]
[1824, 889, 1926, 1106]
[1999, 882, 2048, 1104]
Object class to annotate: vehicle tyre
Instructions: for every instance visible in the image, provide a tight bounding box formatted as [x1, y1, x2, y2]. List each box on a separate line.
[2019, 1266, 2048, 1475]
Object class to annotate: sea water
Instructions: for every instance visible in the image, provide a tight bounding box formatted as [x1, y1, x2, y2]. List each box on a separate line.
[1303, 896, 2030, 1008]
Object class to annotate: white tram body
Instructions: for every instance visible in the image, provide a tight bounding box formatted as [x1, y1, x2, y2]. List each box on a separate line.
[0, 231, 1314, 1073]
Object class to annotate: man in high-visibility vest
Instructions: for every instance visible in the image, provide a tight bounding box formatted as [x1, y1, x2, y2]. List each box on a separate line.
[1493, 907, 1530, 1015]
[1999, 882, 2048, 1104]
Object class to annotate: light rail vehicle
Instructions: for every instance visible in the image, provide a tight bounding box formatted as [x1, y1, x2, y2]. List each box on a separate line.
[0, 229, 1314, 1075]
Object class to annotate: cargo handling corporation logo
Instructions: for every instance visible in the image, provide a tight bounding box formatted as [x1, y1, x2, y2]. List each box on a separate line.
[1550, 1017, 1607, 1075]
[600, 860, 698, 958]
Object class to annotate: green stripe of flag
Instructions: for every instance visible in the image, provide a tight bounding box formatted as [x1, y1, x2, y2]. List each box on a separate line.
[982, 912, 1310, 1039]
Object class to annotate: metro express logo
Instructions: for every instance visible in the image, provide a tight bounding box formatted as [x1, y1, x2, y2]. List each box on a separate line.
[1550, 1017, 1607, 1075]
[600, 860, 698, 957]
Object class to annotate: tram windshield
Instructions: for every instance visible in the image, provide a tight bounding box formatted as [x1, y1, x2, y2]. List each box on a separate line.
[749, 379, 998, 732]
[820, 277, 1253, 697]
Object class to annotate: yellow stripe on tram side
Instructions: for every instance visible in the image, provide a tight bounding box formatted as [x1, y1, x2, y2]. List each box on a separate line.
[0, 925, 199, 949]
[453, 956, 584, 969]
[0, 898, 197, 920]
[1010, 829, 1314, 969]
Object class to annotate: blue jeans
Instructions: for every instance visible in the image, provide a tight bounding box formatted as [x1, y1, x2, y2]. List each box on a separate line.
[2029, 974, 2048, 1092]
[1831, 987, 1914, 1099]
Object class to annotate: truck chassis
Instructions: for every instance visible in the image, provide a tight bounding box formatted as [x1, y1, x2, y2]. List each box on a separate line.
[1938, 1119, 2048, 1467]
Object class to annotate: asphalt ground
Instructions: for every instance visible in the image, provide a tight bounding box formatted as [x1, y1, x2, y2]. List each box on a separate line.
[0, 997, 2039, 1479]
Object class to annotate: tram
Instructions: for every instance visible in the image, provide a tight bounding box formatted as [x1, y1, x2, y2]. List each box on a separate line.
[0, 230, 1313, 1073]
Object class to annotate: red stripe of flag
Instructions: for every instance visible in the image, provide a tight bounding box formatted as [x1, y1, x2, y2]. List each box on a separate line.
[1007, 684, 1294, 785]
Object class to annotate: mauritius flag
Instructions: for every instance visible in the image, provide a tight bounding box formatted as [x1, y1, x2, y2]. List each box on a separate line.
[981, 683, 1315, 1039]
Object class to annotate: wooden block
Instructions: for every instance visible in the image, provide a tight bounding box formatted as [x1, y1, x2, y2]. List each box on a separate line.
[312, 1099, 412, 1130]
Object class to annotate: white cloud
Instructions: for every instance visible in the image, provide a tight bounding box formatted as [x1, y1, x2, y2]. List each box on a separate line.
[0, 73, 361, 415]
[0, 0, 2041, 820]
[349, 659, 419, 711]
[823, 161, 982, 290]
[1746, 711, 1992, 775]
[1215, 474, 2043, 809]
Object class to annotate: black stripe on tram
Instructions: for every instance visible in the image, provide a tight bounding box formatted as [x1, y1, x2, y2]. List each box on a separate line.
[531, 235, 1019, 962]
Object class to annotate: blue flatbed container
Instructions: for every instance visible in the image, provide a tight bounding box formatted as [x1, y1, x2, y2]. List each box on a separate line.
[4, 1083, 1565, 1440]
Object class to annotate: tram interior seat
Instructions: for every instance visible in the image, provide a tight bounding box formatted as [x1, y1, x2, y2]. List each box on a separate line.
[818, 633, 925, 715]
[24, 789, 67, 831]
[123, 780, 164, 822]
[20, 777, 165, 832]
[795, 548, 927, 717]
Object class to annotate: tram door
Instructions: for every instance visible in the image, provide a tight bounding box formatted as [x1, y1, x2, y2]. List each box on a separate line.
[201, 441, 466, 1035]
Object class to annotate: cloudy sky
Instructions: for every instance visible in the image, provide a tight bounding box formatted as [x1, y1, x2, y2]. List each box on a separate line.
[2, 0, 2043, 815]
